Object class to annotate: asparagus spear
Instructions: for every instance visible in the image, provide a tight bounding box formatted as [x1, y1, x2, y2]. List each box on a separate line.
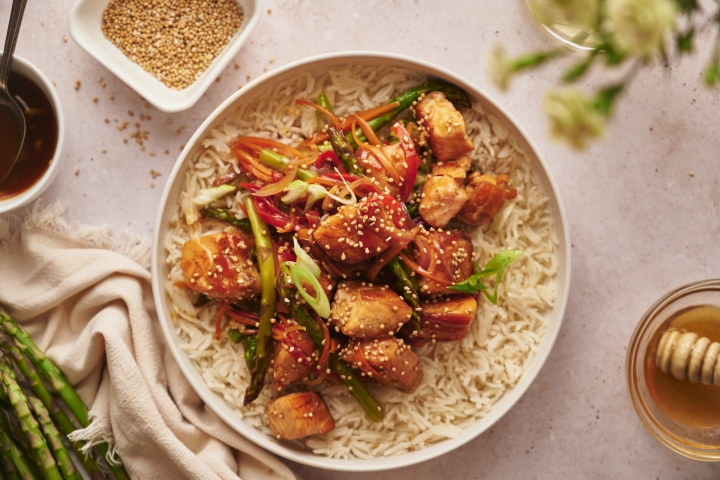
[388, 258, 422, 332]
[347, 81, 472, 148]
[242, 198, 277, 405]
[276, 275, 384, 422]
[0, 432, 20, 480]
[0, 357, 63, 480]
[316, 91, 332, 131]
[26, 395, 81, 480]
[0, 331, 103, 478]
[0, 417, 20, 480]
[200, 207, 252, 233]
[0, 414, 37, 480]
[328, 127, 364, 175]
[0, 315, 129, 480]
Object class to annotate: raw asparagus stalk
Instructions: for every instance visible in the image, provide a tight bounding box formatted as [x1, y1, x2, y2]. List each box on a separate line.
[200, 207, 252, 233]
[0, 414, 37, 480]
[0, 315, 129, 480]
[26, 395, 82, 480]
[0, 357, 63, 480]
[388, 258, 423, 332]
[347, 81, 472, 148]
[0, 331, 103, 477]
[328, 127, 364, 175]
[242, 198, 277, 405]
[276, 276, 384, 422]
[0, 418, 20, 480]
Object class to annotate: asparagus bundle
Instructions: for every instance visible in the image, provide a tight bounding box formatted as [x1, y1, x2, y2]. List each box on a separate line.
[0, 313, 131, 480]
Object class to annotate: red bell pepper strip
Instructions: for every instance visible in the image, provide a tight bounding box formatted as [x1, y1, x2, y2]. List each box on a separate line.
[315, 150, 344, 171]
[392, 123, 419, 202]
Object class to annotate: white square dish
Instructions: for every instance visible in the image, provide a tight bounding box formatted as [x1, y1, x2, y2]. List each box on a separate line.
[68, 0, 262, 113]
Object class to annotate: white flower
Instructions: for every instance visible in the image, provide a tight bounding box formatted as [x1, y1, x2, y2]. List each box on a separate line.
[606, 0, 678, 58]
[488, 46, 513, 91]
[530, 0, 599, 30]
[543, 89, 605, 150]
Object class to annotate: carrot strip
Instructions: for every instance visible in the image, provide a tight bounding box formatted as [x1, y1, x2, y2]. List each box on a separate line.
[214, 303, 229, 340]
[296, 99, 341, 130]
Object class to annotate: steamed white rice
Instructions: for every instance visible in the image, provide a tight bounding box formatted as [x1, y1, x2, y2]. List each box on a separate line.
[163, 65, 558, 459]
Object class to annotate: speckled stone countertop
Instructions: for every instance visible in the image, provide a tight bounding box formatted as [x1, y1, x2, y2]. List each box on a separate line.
[3, 0, 720, 478]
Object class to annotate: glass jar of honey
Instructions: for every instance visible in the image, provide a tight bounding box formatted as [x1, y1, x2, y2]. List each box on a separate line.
[627, 279, 720, 461]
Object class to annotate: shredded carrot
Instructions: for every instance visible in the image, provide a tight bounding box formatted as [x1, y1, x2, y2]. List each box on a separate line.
[398, 253, 454, 286]
[236, 136, 300, 157]
[296, 99, 341, 130]
[353, 114, 381, 147]
[276, 208, 297, 233]
[308, 101, 401, 144]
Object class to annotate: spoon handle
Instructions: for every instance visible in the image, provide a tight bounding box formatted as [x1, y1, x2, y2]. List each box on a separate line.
[0, 0, 29, 90]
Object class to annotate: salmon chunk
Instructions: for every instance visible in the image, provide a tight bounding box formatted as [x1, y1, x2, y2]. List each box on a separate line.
[410, 295, 478, 346]
[267, 392, 335, 440]
[329, 281, 412, 338]
[312, 195, 410, 264]
[270, 340, 311, 391]
[457, 172, 517, 227]
[340, 337, 422, 393]
[418, 175, 469, 228]
[356, 142, 408, 199]
[416, 229, 475, 295]
[415, 91, 474, 162]
[181, 232, 260, 300]
[430, 153, 471, 178]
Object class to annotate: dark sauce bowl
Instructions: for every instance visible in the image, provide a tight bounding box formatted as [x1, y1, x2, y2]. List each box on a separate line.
[0, 54, 64, 212]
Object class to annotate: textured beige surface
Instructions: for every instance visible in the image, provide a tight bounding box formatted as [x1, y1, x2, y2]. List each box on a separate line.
[3, 0, 720, 478]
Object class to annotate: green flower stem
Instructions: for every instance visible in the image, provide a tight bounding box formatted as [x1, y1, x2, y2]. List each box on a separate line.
[510, 49, 565, 72]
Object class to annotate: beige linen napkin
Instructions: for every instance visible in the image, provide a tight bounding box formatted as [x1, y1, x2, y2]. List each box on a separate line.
[0, 204, 299, 480]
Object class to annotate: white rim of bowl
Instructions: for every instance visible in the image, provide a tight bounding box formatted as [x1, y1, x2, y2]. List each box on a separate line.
[152, 50, 571, 471]
[0, 53, 65, 212]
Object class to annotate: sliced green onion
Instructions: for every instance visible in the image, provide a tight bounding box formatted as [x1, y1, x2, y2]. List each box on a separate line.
[293, 237, 321, 279]
[281, 180, 309, 204]
[303, 184, 328, 212]
[191, 184, 236, 206]
[259, 149, 289, 170]
[318, 144, 333, 152]
[288, 262, 330, 318]
[297, 169, 317, 181]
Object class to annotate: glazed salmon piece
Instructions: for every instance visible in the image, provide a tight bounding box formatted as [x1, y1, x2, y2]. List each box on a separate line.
[418, 174, 469, 228]
[329, 281, 412, 338]
[267, 392, 335, 440]
[340, 336, 423, 393]
[415, 91, 473, 162]
[181, 232, 260, 300]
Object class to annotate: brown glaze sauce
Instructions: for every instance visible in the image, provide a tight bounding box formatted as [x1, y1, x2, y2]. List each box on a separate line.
[0, 71, 57, 200]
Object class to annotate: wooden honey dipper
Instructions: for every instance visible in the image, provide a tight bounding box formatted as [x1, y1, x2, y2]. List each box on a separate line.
[656, 328, 720, 385]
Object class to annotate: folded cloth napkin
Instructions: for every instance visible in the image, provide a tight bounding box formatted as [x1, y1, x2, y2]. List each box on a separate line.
[0, 204, 299, 480]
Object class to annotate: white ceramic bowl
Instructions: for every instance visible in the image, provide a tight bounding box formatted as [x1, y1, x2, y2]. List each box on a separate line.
[0, 53, 64, 213]
[151, 52, 571, 471]
[68, 0, 262, 113]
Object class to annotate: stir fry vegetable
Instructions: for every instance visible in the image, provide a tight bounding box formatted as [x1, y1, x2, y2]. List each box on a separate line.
[0, 314, 130, 480]
[448, 250, 524, 303]
[177, 78, 527, 442]
[242, 198, 277, 405]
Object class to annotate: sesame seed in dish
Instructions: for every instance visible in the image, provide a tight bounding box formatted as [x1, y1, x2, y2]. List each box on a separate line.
[101, 0, 243, 90]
